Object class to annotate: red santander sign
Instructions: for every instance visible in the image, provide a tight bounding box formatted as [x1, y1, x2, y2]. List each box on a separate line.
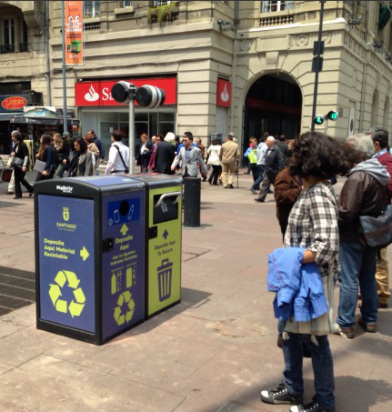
[75, 77, 177, 107]
[1, 96, 28, 110]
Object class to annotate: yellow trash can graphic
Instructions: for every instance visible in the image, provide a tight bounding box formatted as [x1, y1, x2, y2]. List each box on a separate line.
[157, 259, 173, 302]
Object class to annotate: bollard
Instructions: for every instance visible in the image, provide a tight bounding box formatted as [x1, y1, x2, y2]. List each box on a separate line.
[183, 177, 201, 227]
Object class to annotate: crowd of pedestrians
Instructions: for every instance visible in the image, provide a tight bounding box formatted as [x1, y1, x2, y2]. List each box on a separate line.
[260, 127, 392, 412]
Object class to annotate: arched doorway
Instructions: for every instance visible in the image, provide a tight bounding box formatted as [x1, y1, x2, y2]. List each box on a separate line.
[243, 72, 302, 153]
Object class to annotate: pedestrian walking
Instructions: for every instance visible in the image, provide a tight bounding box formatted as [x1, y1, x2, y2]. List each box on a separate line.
[255, 136, 284, 202]
[250, 136, 268, 194]
[35, 134, 55, 182]
[154, 132, 176, 174]
[105, 130, 130, 175]
[219, 133, 239, 188]
[10, 131, 33, 199]
[206, 138, 222, 185]
[68, 138, 94, 177]
[53, 133, 70, 178]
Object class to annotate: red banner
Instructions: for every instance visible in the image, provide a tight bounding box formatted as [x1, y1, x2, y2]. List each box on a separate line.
[75, 77, 177, 106]
[217, 78, 231, 107]
[65, 1, 83, 65]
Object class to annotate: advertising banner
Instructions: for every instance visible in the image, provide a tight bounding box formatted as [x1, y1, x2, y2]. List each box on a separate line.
[75, 77, 177, 107]
[0, 95, 29, 113]
[65, 1, 83, 65]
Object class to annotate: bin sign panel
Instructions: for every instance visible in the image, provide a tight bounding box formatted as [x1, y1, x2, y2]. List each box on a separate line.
[101, 193, 145, 340]
[148, 186, 182, 316]
[38, 196, 95, 332]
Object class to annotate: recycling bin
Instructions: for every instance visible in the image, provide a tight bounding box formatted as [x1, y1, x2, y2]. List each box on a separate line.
[35, 176, 147, 345]
[133, 175, 182, 317]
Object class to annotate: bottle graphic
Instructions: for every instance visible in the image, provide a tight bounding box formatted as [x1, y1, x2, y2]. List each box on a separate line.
[128, 204, 134, 221]
[114, 209, 120, 223]
[126, 267, 133, 288]
[111, 273, 117, 295]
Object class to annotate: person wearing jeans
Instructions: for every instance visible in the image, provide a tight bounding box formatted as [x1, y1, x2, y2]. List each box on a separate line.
[261, 132, 355, 412]
[336, 133, 389, 339]
[337, 243, 378, 330]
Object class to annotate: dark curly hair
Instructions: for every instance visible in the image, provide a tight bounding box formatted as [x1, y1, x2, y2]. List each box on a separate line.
[289, 132, 356, 179]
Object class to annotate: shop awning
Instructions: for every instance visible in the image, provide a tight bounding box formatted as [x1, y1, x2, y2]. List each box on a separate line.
[10, 115, 60, 125]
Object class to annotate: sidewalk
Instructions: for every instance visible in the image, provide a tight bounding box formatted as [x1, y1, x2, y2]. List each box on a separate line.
[0, 172, 391, 411]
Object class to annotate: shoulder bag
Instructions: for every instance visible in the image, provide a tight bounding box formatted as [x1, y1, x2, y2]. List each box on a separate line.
[359, 204, 392, 248]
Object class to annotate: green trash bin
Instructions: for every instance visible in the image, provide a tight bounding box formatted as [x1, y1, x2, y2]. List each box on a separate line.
[133, 175, 183, 317]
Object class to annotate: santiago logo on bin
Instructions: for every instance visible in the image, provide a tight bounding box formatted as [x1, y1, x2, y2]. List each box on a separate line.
[157, 259, 173, 302]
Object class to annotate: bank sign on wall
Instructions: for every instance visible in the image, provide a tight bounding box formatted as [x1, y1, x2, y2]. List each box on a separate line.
[75, 78, 177, 107]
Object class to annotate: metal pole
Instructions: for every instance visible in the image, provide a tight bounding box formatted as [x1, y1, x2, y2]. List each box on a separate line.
[311, 0, 326, 132]
[61, 0, 67, 134]
[128, 99, 135, 174]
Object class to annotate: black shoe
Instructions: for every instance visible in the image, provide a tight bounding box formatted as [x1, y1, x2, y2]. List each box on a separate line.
[208, 180, 212, 185]
[290, 397, 335, 412]
[254, 198, 264, 203]
[228, 184, 234, 189]
[260, 383, 303, 405]
[29, 191, 33, 198]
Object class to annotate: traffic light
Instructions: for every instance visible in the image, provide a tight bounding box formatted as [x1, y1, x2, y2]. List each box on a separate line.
[326, 110, 338, 121]
[314, 115, 324, 125]
[135, 85, 165, 108]
[313, 110, 339, 125]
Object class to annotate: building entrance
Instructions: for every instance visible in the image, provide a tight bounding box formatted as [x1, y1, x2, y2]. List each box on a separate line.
[244, 73, 302, 154]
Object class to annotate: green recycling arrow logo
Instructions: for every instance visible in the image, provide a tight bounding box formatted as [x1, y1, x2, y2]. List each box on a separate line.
[113, 291, 135, 326]
[49, 270, 86, 318]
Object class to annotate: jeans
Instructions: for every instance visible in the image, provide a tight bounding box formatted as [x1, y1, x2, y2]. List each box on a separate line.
[283, 333, 335, 409]
[251, 164, 264, 190]
[337, 242, 378, 328]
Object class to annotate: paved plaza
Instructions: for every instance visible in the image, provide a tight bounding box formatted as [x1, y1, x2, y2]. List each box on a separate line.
[0, 172, 391, 411]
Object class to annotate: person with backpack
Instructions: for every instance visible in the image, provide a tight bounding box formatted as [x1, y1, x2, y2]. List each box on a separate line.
[370, 127, 392, 309]
[105, 130, 129, 175]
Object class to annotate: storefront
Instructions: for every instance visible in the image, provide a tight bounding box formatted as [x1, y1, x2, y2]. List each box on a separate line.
[0, 94, 29, 153]
[75, 77, 177, 160]
[10, 106, 80, 154]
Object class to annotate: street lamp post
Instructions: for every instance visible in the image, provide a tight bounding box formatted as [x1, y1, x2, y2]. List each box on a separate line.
[311, 0, 326, 132]
[61, 0, 67, 135]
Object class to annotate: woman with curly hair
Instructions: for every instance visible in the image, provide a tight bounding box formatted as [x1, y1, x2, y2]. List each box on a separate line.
[68, 138, 94, 177]
[260, 132, 354, 412]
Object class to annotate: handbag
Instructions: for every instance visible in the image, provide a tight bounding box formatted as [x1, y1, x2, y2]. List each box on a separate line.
[33, 159, 47, 173]
[359, 204, 392, 248]
[10, 157, 24, 168]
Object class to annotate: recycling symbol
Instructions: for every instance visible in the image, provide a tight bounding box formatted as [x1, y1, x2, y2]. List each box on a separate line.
[114, 291, 135, 326]
[49, 270, 86, 318]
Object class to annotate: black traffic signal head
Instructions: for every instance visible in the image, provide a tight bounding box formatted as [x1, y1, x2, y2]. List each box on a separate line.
[135, 85, 165, 108]
[314, 115, 324, 125]
[326, 110, 338, 121]
[111, 81, 137, 104]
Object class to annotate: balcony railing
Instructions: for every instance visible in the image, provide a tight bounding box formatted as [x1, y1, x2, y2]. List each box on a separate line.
[84, 22, 101, 31]
[260, 15, 294, 27]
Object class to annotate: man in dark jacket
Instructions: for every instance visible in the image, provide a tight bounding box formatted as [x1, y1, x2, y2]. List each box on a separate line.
[255, 136, 284, 202]
[154, 132, 176, 174]
[370, 127, 392, 309]
[336, 133, 390, 339]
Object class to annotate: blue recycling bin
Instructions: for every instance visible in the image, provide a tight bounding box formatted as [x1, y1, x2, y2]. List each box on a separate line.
[35, 176, 146, 345]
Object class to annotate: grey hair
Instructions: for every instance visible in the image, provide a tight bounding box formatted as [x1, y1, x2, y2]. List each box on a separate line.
[266, 135, 276, 143]
[346, 133, 374, 159]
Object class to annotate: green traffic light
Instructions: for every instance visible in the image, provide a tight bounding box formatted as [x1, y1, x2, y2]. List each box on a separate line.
[314, 116, 324, 125]
[327, 110, 338, 121]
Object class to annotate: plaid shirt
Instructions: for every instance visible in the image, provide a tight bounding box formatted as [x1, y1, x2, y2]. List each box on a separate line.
[283, 182, 339, 335]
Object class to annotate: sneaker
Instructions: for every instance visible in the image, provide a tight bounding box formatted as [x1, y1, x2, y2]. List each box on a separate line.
[260, 382, 303, 405]
[249, 188, 257, 194]
[338, 325, 355, 339]
[290, 397, 335, 412]
[358, 319, 377, 333]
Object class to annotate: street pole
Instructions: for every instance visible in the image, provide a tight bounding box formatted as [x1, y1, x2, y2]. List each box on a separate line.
[61, 0, 67, 135]
[311, 0, 326, 132]
[128, 99, 135, 174]
[128, 84, 137, 174]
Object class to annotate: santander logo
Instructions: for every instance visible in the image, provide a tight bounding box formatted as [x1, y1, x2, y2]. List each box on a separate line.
[84, 85, 99, 102]
[220, 84, 230, 102]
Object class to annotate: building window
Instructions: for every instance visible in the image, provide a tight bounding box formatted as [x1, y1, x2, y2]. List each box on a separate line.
[0, 17, 28, 54]
[261, 1, 294, 13]
[153, 1, 172, 6]
[123, 0, 132, 6]
[84, 1, 100, 18]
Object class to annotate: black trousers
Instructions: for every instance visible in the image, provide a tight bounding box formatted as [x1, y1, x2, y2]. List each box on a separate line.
[14, 167, 33, 197]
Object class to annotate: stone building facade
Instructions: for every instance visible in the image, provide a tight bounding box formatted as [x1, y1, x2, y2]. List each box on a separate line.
[1, 1, 392, 156]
